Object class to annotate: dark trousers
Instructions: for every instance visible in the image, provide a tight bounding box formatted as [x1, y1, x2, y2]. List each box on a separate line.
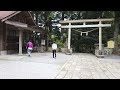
[52, 50, 56, 58]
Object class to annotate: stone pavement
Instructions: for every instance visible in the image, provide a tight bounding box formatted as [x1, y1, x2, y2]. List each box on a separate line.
[55, 53, 120, 79]
[0, 52, 71, 79]
[0, 52, 120, 79]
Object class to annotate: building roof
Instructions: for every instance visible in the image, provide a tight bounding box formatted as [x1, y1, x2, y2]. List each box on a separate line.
[0, 11, 36, 25]
[0, 11, 19, 20]
[0, 11, 45, 34]
[5, 20, 45, 34]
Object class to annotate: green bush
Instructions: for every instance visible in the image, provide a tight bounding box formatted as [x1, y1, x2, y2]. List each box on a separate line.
[56, 39, 64, 48]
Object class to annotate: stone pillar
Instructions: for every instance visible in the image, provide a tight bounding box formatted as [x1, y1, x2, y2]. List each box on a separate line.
[99, 21, 102, 50]
[41, 38, 45, 53]
[68, 23, 71, 50]
[19, 29, 23, 55]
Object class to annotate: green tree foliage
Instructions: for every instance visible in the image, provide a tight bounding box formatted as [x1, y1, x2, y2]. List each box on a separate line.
[32, 11, 56, 50]
[31, 11, 120, 53]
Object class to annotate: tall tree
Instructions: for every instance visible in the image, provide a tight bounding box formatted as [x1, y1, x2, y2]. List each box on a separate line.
[40, 11, 55, 50]
[113, 11, 120, 54]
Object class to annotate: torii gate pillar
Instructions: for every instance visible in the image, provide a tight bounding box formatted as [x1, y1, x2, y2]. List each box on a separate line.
[68, 23, 71, 50]
[99, 21, 102, 51]
[66, 23, 72, 54]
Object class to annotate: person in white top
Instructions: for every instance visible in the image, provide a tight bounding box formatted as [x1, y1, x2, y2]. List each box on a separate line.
[52, 41, 57, 58]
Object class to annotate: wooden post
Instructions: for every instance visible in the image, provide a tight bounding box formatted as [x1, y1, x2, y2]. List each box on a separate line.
[19, 29, 23, 55]
[68, 23, 71, 50]
[0, 25, 3, 52]
[99, 21, 102, 50]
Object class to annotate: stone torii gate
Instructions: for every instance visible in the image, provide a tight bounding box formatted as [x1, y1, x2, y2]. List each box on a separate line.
[59, 18, 114, 55]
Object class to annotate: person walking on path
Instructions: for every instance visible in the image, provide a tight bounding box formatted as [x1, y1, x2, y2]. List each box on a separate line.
[52, 41, 57, 58]
[26, 40, 33, 57]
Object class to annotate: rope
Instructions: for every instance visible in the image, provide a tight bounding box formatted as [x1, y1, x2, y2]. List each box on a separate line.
[73, 27, 108, 33]
[73, 28, 98, 33]
[73, 27, 108, 36]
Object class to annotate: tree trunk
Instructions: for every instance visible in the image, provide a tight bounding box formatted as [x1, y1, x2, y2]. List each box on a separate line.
[113, 11, 119, 54]
[45, 26, 48, 51]
[62, 11, 65, 20]
[35, 12, 38, 25]
[44, 12, 48, 51]
[46, 27, 49, 51]
[77, 11, 81, 19]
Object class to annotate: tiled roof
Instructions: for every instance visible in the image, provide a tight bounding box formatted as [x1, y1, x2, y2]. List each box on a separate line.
[0, 11, 45, 32]
[0, 11, 17, 20]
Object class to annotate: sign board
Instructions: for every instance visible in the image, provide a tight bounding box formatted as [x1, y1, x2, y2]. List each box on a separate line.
[107, 40, 114, 48]
[41, 39, 45, 45]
